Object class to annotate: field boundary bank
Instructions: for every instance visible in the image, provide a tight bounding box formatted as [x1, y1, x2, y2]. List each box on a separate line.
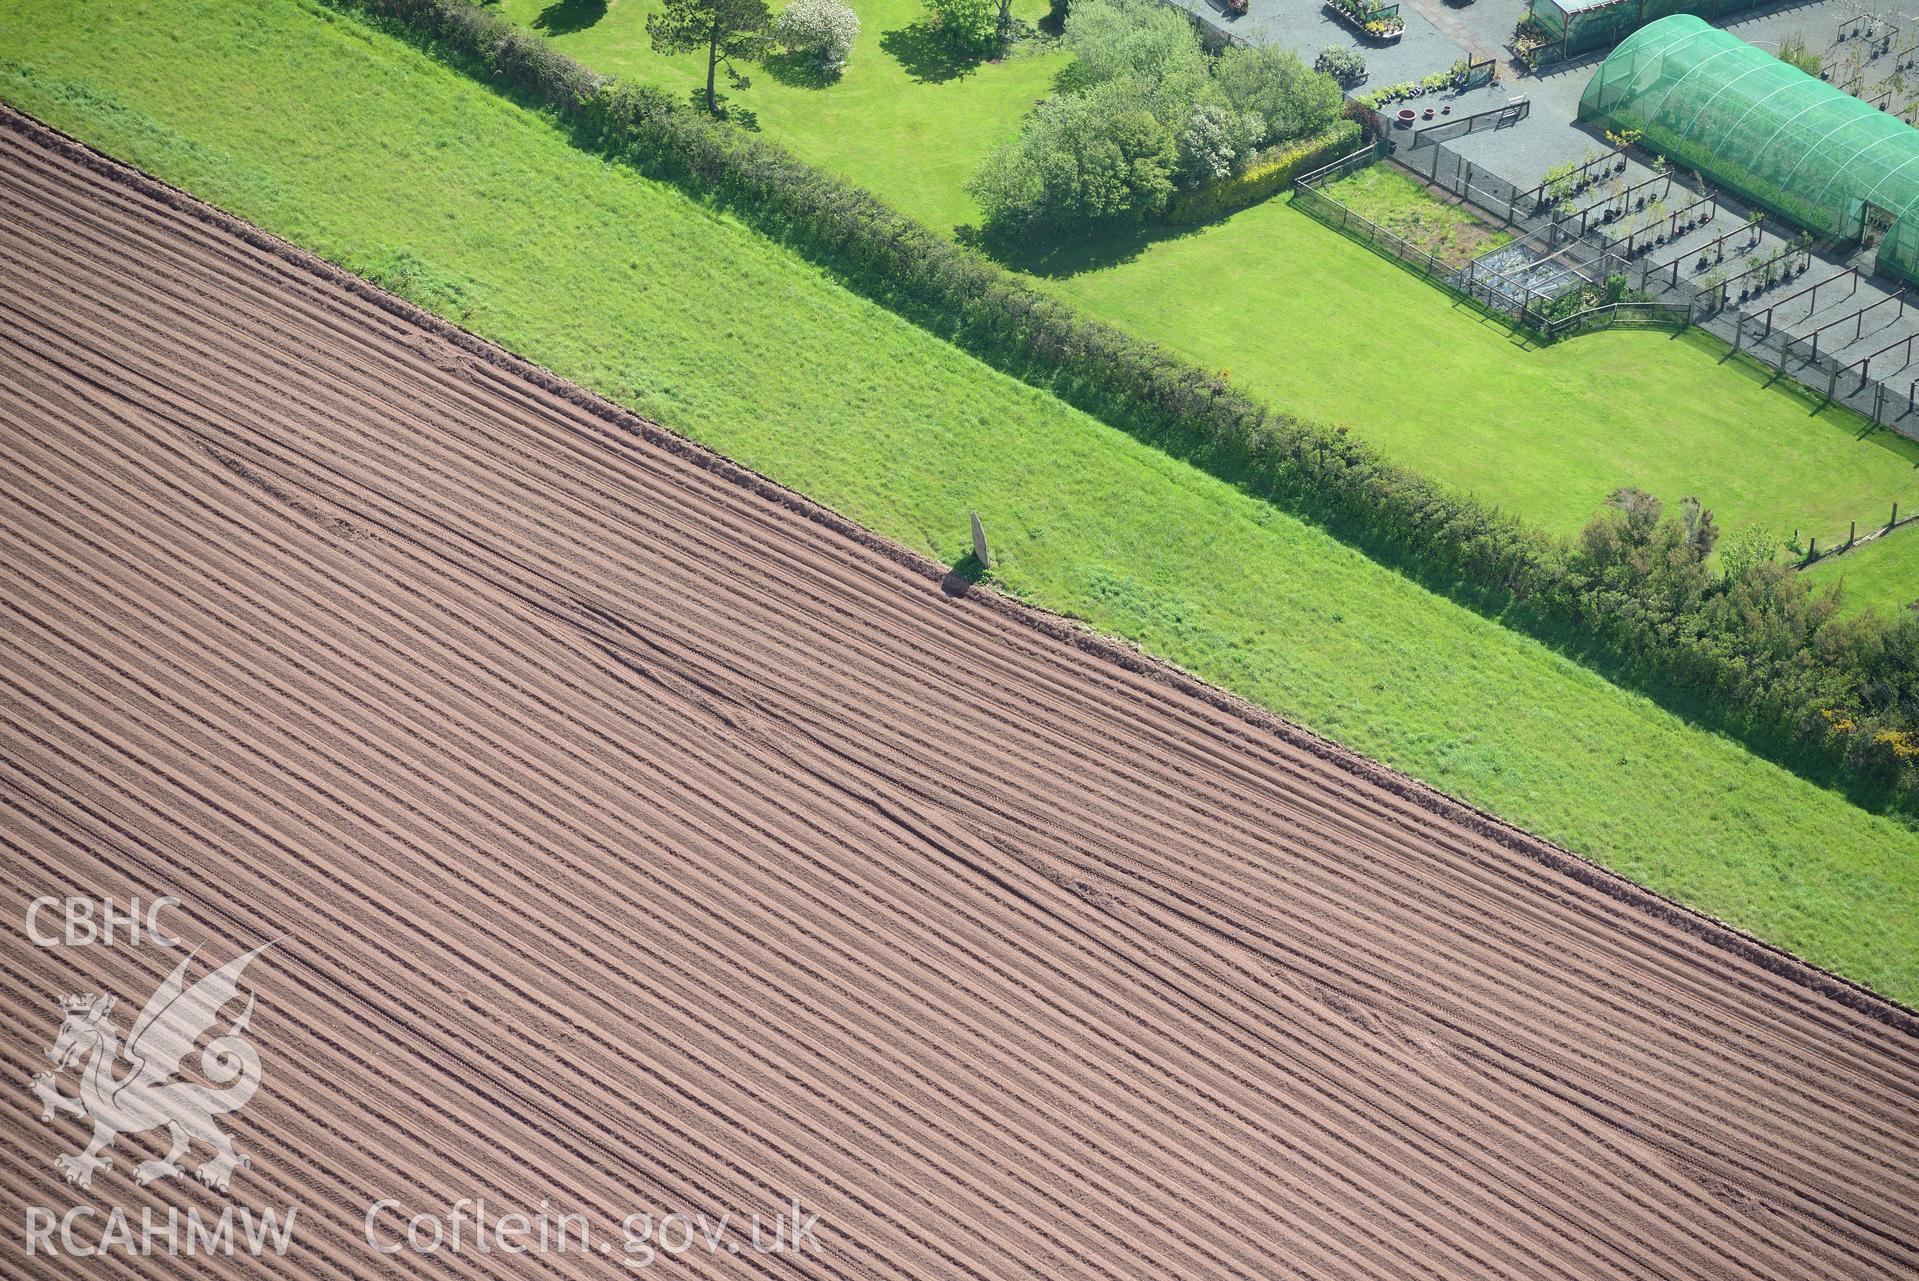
[8, 101, 1912, 1035]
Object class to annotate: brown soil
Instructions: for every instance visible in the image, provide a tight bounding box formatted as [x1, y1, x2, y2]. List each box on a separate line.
[2, 107, 1917, 1279]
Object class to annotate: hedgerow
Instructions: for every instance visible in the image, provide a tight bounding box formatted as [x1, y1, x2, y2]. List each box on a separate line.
[339, 0, 1919, 806]
[1166, 122, 1363, 224]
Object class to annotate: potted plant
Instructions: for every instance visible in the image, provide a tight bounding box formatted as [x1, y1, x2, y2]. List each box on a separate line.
[1315, 46, 1367, 87]
[1327, 0, 1403, 40]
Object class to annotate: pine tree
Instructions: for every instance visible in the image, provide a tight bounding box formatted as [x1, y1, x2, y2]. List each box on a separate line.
[648, 0, 774, 116]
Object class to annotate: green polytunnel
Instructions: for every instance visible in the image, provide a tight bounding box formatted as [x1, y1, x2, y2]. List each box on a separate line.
[1532, 0, 1764, 60]
[1579, 15, 1919, 285]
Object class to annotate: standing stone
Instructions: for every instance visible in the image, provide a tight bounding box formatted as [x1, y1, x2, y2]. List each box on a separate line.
[970, 511, 991, 569]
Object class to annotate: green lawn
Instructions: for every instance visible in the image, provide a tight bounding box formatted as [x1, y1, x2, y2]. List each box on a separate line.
[1806, 526, 1919, 618]
[499, 0, 1919, 614]
[496, 0, 1068, 233]
[1044, 195, 1919, 592]
[1318, 164, 1512, 267]
[3, 0, 1916, 1001]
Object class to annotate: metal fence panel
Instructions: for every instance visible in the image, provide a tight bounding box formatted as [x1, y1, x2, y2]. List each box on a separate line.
[1298, 142, 1919, 440]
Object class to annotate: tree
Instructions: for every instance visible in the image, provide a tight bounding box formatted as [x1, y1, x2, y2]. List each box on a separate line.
[1213, 44, 1342, 145]
[1063, 0, 1208, 117]
[648, 0, 774, 117]
[968, 81, 1177, 234]
[923, 0, 1000, 53]
[1572, 488, 1718, 616]
[1175, 99, 1263, 187]
[773, 0, 859, 73]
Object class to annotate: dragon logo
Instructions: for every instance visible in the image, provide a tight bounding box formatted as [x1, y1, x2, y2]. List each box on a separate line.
[28, 943, 273, 1194]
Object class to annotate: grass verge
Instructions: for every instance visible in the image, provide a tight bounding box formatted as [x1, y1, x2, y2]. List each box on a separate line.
[1, 0, 1914, 1000]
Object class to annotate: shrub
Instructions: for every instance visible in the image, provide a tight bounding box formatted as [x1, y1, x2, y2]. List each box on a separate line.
[1213, 43, 1344, 146]
[1314, 45, 1366, 88]
[773, 0, 858, 72]
[922, 0, 999, 52]
[1166, 120, 1362, 223]
[969, 81, 1178, 233]
[1777, 32, 1822, 77]
[1063, 0, 1208, 117]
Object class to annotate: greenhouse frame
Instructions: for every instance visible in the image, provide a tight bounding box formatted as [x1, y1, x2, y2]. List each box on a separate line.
[1579, 16, 1919, 284]
[1527, 0, 1762, 60]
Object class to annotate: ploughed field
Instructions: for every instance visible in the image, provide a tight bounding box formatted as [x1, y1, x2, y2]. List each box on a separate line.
[3, 112, 1918, 1279]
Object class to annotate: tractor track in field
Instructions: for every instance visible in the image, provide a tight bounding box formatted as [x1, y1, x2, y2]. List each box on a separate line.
[1, 105, 1916, 1279]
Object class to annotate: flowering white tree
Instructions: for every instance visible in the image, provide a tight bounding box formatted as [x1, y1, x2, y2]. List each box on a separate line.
[1176, 101, 1264, 187]
[774, 0, 860, 72]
